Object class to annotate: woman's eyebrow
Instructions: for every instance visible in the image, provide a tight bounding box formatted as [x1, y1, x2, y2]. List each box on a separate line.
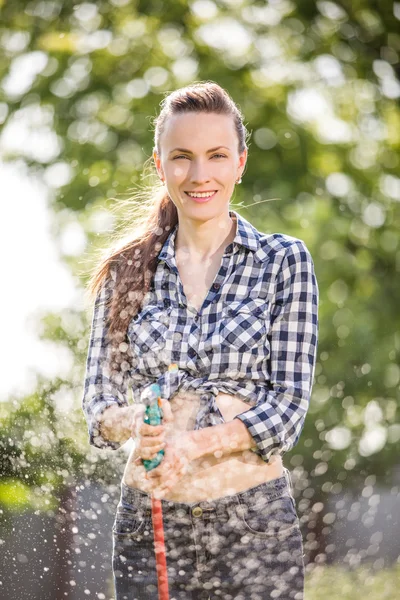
[168, 145, 230, 155]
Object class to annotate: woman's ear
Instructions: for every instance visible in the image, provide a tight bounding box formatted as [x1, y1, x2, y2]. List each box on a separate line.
[237, 148, 247, 179]
[153, 149, 164, 181]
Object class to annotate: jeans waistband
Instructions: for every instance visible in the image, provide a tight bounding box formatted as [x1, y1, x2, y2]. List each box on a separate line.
[119, 469, 292, 516]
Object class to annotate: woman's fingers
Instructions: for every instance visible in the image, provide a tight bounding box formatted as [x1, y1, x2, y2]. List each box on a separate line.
[159, 398, 173, 424]
[133, 398, 174, 462]
[137, 430, 166, 455]
[137, 425, 165, 456]
[152, 468, 184, 498]
[140, 433, 165, 448]
[139, 438, 191, 498]
[139, 423, 164, 436]
[146, 454, 184, 481]
[139, 443, 166, 460]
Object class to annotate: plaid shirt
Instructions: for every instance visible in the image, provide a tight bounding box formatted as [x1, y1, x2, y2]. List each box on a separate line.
[82, 210, 319, 464]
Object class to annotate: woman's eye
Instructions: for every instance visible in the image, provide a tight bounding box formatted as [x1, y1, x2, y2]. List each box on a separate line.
[172, 154, 226, 160]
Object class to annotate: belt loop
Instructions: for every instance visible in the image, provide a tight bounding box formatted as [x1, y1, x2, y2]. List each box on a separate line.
[284, 467, 294, 493]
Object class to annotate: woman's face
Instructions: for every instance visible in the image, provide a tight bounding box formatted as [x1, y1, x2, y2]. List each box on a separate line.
[153, 112, 247, 222]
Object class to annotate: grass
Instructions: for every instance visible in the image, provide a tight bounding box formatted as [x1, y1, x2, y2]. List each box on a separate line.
[305, 563, 400, 599]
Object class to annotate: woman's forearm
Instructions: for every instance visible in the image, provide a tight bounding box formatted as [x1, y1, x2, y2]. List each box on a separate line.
[186, 419, 257, 462]
[98, 403, 257, 459]
[99, 404, 145, 444]
[98, 405, 132, 444]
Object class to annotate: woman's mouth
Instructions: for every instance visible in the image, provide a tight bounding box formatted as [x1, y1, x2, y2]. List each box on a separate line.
[185, 190, 218, 203]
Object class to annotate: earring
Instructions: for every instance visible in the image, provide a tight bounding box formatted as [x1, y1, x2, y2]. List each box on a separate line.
[236, 177, 242, 184]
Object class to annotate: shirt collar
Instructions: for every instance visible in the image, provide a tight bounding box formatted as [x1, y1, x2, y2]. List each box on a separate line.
[158, 210, 260, 266]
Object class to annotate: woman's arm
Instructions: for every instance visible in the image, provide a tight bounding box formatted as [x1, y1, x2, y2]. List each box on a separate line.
[233, 239, 319, 464]
[183, 239, 319, 465]
[185, 418, 257, 460]
[82, 267, 139, 449]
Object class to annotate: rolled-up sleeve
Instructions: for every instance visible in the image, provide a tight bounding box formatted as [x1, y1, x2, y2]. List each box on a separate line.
[82, 268, 132, 450]
[234, 239, 319, 463]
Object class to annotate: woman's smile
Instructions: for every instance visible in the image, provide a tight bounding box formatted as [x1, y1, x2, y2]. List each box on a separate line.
[184, 190, 218, 203]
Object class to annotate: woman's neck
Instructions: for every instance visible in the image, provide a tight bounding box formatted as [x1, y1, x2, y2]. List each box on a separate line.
[174, 212, 237, 261]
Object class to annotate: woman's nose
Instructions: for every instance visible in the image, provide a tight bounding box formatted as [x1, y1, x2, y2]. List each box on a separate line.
[189, 161, 211, 183]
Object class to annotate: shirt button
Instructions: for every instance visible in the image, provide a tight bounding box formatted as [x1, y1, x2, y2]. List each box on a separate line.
[188, 348, 196, 358]
[212, 283, 220, 291]
[192, 507, 203, 518]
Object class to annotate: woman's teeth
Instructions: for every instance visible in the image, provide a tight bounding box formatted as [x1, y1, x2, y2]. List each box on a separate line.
[186, 191, 216, 198]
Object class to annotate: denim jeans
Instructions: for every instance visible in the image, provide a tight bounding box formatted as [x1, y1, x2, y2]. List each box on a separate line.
[112, 468, 304, 600]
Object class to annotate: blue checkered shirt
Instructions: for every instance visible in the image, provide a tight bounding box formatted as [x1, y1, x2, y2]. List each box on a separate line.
[82, 210, 319, 464]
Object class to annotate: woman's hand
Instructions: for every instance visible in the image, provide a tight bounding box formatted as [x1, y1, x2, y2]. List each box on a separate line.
[132, 397, 173, 460]
[130, 398, 198, 498]
[145, 435, 193, 499]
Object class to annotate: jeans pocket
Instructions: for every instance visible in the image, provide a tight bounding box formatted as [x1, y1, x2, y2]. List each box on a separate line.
[112, 507, 148, 539]
[237, 491, 300, 538]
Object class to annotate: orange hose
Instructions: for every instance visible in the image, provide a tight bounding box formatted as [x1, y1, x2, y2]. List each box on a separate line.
[151, 496, 170, 600]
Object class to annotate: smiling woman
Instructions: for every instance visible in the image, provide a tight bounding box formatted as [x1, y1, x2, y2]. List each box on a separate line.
[82, 81, 319, 600]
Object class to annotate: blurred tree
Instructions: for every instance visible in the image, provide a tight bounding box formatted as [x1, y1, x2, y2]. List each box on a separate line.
[0, 0, 399, 566]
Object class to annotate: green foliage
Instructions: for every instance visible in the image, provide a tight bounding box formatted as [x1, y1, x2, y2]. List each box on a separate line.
[0, 479, 33, 509]
[305, 563, 400, 599]
[0, 377, 126, 511]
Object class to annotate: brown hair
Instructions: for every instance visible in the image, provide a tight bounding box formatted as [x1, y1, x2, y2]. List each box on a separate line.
[85, 80, 249, 376]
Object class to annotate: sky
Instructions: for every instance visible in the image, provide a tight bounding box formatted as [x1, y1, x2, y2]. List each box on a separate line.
[0, 161, 79, 401]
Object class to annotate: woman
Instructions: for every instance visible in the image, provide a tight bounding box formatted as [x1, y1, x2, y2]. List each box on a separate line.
[82, 81, 319, 600]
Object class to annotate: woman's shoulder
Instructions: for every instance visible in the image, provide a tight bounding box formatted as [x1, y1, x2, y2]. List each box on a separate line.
[253, 229, 313, 265]
[235, 211, 311, 259]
